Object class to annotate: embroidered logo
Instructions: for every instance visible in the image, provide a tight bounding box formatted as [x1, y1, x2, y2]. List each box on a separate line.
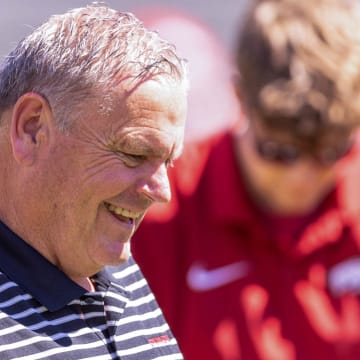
[187, 261, 250, 292]
[328, 257, 360, 296]
[148, 335, 171, 347]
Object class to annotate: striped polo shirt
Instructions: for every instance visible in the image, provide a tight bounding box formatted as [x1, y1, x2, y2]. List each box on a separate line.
[0, 220, 183, 359]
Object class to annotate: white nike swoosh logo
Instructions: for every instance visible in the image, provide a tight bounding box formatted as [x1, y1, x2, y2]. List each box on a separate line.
[328, 257, 360, 296]
[187, 261, 250, 292]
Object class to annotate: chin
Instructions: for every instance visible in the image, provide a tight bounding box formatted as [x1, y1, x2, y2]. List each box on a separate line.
[116, 242, 131, 264]
[273, 201, 318, 216]
[99, 243, 131, 267]
[270, 188, 327, 215]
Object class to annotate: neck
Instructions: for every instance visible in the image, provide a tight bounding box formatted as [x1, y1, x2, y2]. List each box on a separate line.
[76, 277, 95, 292]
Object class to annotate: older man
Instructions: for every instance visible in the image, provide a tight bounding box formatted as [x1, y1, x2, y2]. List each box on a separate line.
[0, 4, 187, 359]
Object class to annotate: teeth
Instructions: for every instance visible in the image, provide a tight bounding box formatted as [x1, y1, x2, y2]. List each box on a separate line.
[106, 203, 140, 219]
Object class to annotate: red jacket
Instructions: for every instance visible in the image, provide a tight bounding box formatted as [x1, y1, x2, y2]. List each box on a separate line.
[132, 132, 360, 360]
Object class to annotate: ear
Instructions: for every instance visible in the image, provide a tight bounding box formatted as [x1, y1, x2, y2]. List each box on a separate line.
[10, 92, 53, 166]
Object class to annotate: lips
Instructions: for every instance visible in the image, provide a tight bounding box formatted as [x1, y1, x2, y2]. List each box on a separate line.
[104, 202, 141, 224]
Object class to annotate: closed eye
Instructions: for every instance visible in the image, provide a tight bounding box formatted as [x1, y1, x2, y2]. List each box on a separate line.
[118, 152, 146, 168]
[119, 151, 174, 169]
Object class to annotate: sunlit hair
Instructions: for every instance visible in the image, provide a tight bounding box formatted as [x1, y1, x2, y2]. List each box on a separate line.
[0, 3, 188, 130]
[236, 0, 360, 141]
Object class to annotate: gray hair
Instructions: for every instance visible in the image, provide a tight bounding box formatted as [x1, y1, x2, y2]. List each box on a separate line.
[0, 4, 188, 130]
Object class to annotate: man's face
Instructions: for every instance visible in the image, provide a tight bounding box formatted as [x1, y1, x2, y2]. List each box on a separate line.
[33, 79, 187, 278]
[235, 119, 353, 215]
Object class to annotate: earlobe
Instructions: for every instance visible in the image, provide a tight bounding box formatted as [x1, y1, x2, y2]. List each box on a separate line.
[10, 93, 52, 165]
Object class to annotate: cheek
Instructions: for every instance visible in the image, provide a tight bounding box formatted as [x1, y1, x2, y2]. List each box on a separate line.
[76, 156, 130, 195]
[85, 165, 136, 196]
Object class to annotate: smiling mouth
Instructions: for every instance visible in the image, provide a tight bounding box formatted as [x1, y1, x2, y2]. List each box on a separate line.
[104, 202, 141, 225]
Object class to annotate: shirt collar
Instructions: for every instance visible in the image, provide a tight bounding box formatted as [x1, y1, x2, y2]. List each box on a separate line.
[0, 220, 86, 311]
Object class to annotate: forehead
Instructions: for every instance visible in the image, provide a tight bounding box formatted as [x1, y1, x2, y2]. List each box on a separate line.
[74, 78, 187, 157]
[126, 79, 186, 141]
[123, 78, 187, 123]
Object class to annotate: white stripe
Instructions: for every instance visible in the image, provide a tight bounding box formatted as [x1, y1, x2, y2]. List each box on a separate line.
[126, 278, 148, 292]
[15, 339, 107, 360]
[10, 306, 46, 320]
[0, 325, 104, 352]
[28, 313, 81, 331]
[0, 280, 18, 292]
[105, 291, 129, 303]
[114, 323, 170, 341]
[83, 311, 106, 319]
[112, 263, 138, 279]
[153, 354, 184, 360]
[104, 285, 154, 306]
[126, 293, 155, 307]
[0, 294, 32, 308]
[117, 338, 179, 357]
[117, 308, 163, 325]
[0, 324, 24, 336]
[78, 355, 115, 360]
[104, 304, 125, 315]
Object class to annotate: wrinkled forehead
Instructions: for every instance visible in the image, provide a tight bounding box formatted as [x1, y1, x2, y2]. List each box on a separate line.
[92, 75, 187, 117]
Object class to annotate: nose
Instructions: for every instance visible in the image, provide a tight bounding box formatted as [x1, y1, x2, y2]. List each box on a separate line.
[138, 163, 172, 204]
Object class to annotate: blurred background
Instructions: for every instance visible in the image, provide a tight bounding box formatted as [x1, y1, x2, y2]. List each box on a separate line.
[0, 0, 250, 56]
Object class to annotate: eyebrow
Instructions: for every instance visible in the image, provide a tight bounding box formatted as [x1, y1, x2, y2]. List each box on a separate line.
[116, 134, 178, 161]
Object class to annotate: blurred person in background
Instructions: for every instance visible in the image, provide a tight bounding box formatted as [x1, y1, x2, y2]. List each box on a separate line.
[132, 0, 360, 359]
